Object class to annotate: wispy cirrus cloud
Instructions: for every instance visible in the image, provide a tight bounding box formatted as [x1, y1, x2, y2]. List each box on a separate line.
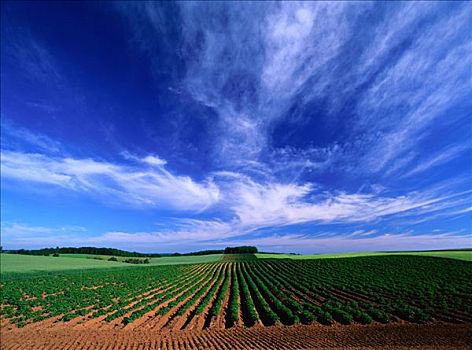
[1, 223, 88, 248]
[98, 219, 235, 246]
[62, 175, 470, 248]
[114, 2, 471, 182]
[4, 219, 468, 253]
[1, 22, 63, 86]
[82, 230, 470, 254]
[2, 142, 470, 246]
[356, 5, 472, 173]
[219, 231, 472, 254]
[1, 150, 220, 211]
[1, 2, 470, 252]
[402, 143, 471, 178]
[226, 177, 471, 229]
[1, 119, 63, 153]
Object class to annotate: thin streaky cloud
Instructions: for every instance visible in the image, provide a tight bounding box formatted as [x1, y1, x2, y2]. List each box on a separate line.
[1, 2, 470, 252]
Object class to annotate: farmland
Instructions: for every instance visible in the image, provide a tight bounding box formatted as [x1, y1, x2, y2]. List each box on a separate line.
[256, 250, 472, 261]
[0, 253, 223, 273]
[0, 253, 128, 274]
[1, 253, 471, 349]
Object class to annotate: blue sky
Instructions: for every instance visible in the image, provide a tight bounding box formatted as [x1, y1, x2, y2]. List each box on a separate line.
[1, 1, 471, 253]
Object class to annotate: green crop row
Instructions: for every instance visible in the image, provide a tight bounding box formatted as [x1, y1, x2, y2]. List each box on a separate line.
[227, 264, 240, 326]
[209, 264, 231, 318]
[1, 255, 471, 329]
[236, 263, 259, 326]
[195, 264, 227, 315]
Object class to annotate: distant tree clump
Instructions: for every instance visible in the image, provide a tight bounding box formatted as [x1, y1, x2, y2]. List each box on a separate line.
[170, 249, 224, 257]
[224, 246, 258, 254]
[52, 253, 60, 257]
[108, 257, 118, 262]
[123, 258, 150, 264]
[184, 249, 224, 256]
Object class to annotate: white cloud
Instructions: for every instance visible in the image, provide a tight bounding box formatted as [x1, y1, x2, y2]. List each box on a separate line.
[6, 149, 466, 245]
[142, 155, 167, 166]
[402, 144, 470, 177]
[115, 2, 471, 181]
[1, 120, 62, 153]
[221, 231, 472, 254]
[262, 2, 346, 100]
[86, 229, 471, 254]
[1, 151, 220, 211]
[2, 4, 471, 251]
[358, 5, 472, 172]
[1, 223, 88, 248]
[5, 29, 62, 85]
[121, 151, 167, 167]
[92, 176, 470, 247]
[99, 219, 235, 246]
[347, 229, 377, 237]
[1, 223, 87, 235]
[226, 178, 471, 230]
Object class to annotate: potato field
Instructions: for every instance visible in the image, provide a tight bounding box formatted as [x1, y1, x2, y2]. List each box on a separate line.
[2, 254, 471, 336]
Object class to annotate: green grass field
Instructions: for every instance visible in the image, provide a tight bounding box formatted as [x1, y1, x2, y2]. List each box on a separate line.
[2, 250, 469, 274]
[0, 253, 128, 274]
[256, 250, 472, 261]
[148, 254, 223, 265]
[0, 253, 223, 273]
[60, 253, 222, 265]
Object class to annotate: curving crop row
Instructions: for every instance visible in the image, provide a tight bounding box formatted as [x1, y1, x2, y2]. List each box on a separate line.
[240, 263, 278, 326]
[2, 255, 471, 329]
[209, 263, 231, 318]
[245, 263, 299, 325]
[226, 263, 240, 327]
[195, 263, 228, 315]
[155, 263, 220, 318]
[120, 264, 215, 325]
[236, 263, 259, 326]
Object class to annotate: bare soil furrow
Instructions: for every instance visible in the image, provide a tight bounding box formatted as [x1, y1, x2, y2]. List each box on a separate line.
[211, 263, 232, 330]
[139, 264, 220, 330]
[186, 263, 230, 331]
[2, 323, 472, 349]
[121, 266, 211, 330]
[166, 265, 223, 332]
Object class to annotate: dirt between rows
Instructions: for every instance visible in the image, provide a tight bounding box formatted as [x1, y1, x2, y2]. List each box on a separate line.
[1, 322, 470, 350]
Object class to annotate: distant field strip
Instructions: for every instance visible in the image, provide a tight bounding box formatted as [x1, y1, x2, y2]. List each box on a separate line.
[4, 250, 468, 275]
[60, 253, 223, 265]
[256, 250, 472, 261]
[0, 253, 223, 273]
[1, 255, 471, 332]
[0, 254, 129, 273]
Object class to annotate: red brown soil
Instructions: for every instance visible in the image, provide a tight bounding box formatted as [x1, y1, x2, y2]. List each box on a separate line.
[1, 322, 470, 349]
[177, 264, 229, 331]
[151, 265, 221, 331]
[134, 264, 221, 331]
[194, 263, 234, 331]
[74, 264, 210, 330]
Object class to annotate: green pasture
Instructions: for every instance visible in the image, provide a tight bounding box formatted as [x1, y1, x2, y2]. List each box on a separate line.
[2, 249, 468, 275]
[0, 253, 223, 274]
[256, 250, 472, 261]
[0, 253, 127, 274]
[60, 253, 222, 265]
[147, 254, 223, 265]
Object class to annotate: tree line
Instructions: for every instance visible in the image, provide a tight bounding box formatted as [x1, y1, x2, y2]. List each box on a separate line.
[224, 246, 258, 254]
[5, 247, 161, 257]
[4, 245, 260, 257]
